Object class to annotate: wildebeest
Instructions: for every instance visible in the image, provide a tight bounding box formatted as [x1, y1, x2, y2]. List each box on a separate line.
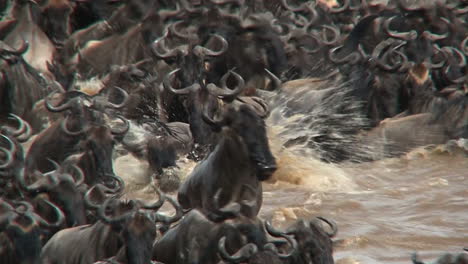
[3, 0, 56, 79]
[64, 3, 180, 78]
[155, 35, 241, 158]
[59, 0, 172, 64]
[0, 198, 65, 264]
[278, 216, 337, 264]
[0, 114, 31, 179]
[41, 192, 182, 264]
[153, 203, 296, 264]
[17, 155, 88, 228]
[146, 121, 193, 192]
[196, 5, 288, 92]
[0, 41, 51, 132]
[177, 97, 277, 218]
[361, 113, 450, 158]
[25, 88, 129, 186]
[37, 0, 74, 47]
[412, 252, 468, 264]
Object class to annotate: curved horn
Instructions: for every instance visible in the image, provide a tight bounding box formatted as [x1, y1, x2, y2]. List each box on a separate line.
[110, 115, 129, 136]
[106, 87, 128, 109]
[180, 0, 205, 13]
[280, 0, 307, 12]
[265, 69, 282, 91]
[84, 184, 111, 210]
[33, 199, 65, 228]
[358, 44, 369, 61]
[101, 174, 125, 194]
[397, 0, 423, 12]
[0, 147, 13, 170]
[371, 39, 399, 60]
[316, 216, 338, 237]
[329, 0, 350, 13]
[152, 34, 186, 59]
[384, 16, 417, 41]
[321, 25, 341, 46]
[153, 195, 183, 224]
[0, 39, 29, 56]
[270, 19, 290, 36]
[163, 69, 201, 95]
[98, 197, 138, 224]
[299, 34, 323, 54]
[159, 2, 182, 19]
[68, 163, 85, 186]
[207, 70, 245, 102]
[22, 170, 59, 193]
[422, 17, 450, 42]
[461, 36, 468, 57]
[264, 221, 298, 258]
[2, 114, 26, 138]
[60, 116, 87, 136]
[328, 45, 361, 65]
[421, 30, 448, 42]
[202, 104, 225, 132]
[378, 50, 407, 72]
[218, 236, 258, 263]
[169, 20, 193, 40]
[0, 134, 16, 154]
[138, 188, 166, 210]
[207, 189, 241, 222]
[45, 91, 75, 112]
[442, 47, 466, 68]
[193, 34, 228, 57]
[373, 41, 408, 72]
[47, 158, 60, 171]
[290, 13, 309, 28]
[430, 45, 446, 69]
[59, 153, 85, 186]
[304, 4, 319, 27]
[443, 66, 466, 84]
[454, 5, 468, 15]
[209, 0, 245, 4]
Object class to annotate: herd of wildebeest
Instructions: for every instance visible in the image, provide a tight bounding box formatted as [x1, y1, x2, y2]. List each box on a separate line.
[0, 0, 467, 263]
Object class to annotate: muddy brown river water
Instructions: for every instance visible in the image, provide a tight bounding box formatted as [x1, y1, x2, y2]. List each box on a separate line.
[262, 141, 468, 264]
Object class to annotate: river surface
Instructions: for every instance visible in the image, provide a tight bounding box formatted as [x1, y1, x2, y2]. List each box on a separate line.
[119, 79, 468, 264]
[262, 139, 468, 264]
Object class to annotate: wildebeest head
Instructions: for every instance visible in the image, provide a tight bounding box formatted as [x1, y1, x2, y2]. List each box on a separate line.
[156, 31, 229, 152]
[98, 194, 182, 264]
[196, 8, 288, 92]
[78, 125, 116, 184]
[412, 252, 468, 264]
[38, 0, 74, 46]
[17, 157, 87, 227]
[122, 212, 157, 264]
[0, 40, 51, 132]
[383, 15, 449, 65]
[0, 114, 31, 178]
[38, 87, 129, 185]
[218, 219, 297, 264]
[0, 198, 64, 264]
[283, 216, 337, 264]
[203, 100, 277, 181]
